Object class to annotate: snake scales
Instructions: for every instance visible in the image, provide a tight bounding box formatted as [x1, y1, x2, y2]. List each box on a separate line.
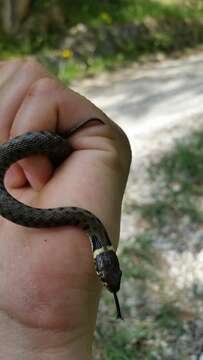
[0, 117, 122, 319]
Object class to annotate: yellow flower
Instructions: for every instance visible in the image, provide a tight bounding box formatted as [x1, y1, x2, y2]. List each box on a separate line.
[61, 49, 73, 59]
[100, 12, 112, 25]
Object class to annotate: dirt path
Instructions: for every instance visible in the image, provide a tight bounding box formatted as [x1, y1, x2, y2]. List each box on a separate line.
[73, 53, 203, 359]
[72, 52, 203, 156]
[73, 51, 203, 242]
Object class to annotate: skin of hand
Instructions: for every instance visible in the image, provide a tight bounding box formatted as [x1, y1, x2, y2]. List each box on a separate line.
[0, 59, 131, 360]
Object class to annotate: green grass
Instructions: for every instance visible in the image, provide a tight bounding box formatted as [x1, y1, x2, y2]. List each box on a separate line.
[95, 130, 203, 359]
[96, 309, 184, 359]
[95, 230, 184, 358]
[96, 320, 165, 360]
[113, 0, 202, 22]
[27, 0, 203, 28]
[138, 131, 203, 228]
[155, 303, 182, 332]
[72, 0, 203, 28]
[56, 54, 126, 83]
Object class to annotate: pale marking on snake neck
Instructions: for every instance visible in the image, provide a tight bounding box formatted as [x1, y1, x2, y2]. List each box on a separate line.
[93, 245, 114, 259]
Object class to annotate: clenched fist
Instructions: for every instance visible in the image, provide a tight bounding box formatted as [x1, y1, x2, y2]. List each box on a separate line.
[0, 59, 131, 360]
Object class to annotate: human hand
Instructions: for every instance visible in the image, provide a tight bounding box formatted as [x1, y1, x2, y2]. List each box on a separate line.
[0, 59, 131, 359]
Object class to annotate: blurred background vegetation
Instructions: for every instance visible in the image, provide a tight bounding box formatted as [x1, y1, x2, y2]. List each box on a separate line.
[0, 0, 203, 81]
[1, 1, 203, 359]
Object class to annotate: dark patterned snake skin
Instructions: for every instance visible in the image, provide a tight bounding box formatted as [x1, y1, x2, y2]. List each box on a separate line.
[0, 117, 122, 318]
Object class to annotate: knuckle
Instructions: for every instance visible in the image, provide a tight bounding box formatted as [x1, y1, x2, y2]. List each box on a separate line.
[109, 123, 132, 171]
[21, 58, 45, 74]
[117, 125, 131, 152]
[103, 133, 132, 176]
[28, 77, 60, 96]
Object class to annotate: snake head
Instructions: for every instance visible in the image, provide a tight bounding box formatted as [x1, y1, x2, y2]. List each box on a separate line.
[95, 250, 122, 293]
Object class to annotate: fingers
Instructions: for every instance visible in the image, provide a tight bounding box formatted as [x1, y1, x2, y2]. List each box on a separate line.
[10, 77, 105, 136]
[0, 60, 53, 189]
[0, 59, 103, 191]
[0, 59, 51, 143]
[9, 79, 64, 190]
[9, 76, 108, 191]
[0, 59, 131, 194]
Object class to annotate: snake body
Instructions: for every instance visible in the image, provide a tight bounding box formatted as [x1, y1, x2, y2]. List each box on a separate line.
[0, 118, 122, 318]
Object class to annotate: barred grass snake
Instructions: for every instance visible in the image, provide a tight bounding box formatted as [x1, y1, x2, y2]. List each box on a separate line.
[0, 117, 123, 319]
